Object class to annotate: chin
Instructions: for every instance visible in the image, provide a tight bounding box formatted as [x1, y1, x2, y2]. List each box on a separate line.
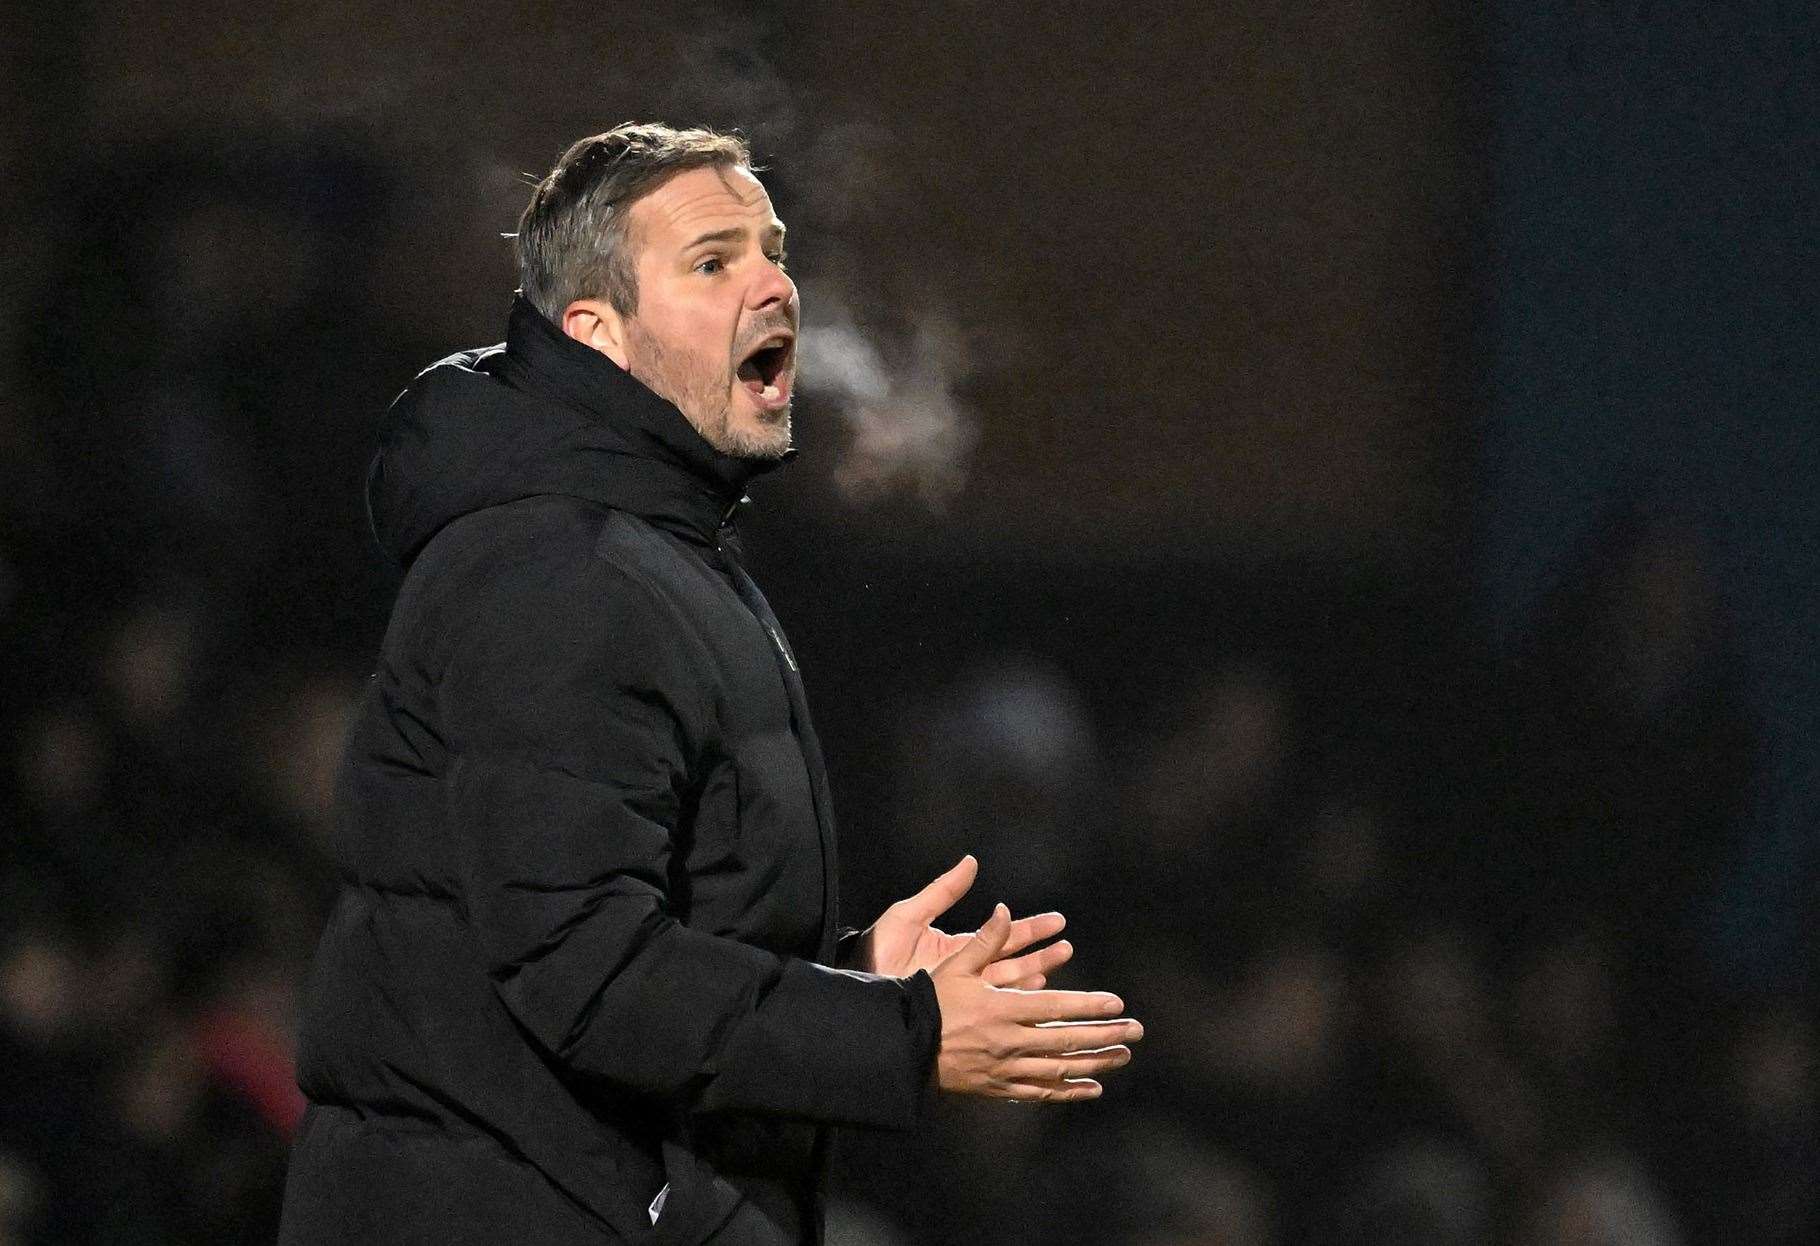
[735, 425, 794, 461]
[716, 410, 793, 461]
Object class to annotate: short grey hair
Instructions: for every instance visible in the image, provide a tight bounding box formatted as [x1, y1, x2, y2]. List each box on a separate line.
[515, 122, 752, 320]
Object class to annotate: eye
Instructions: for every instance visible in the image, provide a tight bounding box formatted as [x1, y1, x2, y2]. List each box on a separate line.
[694, 256, 724, 275]
[767, 251, 789, 270]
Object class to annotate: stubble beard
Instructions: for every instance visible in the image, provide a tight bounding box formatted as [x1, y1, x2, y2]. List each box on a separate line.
[624, 319, 792, 461]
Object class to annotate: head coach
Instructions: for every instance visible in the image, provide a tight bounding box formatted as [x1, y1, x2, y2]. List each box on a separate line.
[276, 123, 1142, 1245]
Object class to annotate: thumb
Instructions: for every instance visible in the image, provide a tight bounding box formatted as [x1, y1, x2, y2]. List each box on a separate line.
[901, 854, 978, 924]
[940, 902, 1011, 978]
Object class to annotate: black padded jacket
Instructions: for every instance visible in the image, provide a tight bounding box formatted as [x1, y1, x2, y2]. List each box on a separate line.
[277, 296, 940, 1246]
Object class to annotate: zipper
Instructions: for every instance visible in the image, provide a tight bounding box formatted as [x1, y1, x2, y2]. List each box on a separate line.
[717, 517, 797, 673]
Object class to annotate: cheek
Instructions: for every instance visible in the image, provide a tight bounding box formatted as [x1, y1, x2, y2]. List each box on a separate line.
[635, 285, 741, 385]
[666, 308, 736, 374]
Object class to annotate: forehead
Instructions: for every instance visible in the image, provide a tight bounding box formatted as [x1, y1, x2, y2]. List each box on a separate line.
[633, 164, 781, 245]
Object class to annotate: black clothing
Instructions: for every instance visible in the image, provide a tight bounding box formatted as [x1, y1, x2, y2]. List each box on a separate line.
[279, 297, 940, 1245]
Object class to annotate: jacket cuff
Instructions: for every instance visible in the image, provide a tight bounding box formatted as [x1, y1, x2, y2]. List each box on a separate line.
[688, 959, 941, 1129]
[905, 969, 942, 1107]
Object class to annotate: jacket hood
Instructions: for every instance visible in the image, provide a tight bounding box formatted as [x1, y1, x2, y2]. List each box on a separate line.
[368, 295, 789, 568]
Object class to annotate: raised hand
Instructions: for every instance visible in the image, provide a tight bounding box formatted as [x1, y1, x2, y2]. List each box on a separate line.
[929, 903, 1142, 1103]
[857, 855, 1073, 990]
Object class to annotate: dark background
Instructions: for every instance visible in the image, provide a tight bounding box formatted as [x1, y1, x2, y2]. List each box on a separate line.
[1, 3, 1815, 1242]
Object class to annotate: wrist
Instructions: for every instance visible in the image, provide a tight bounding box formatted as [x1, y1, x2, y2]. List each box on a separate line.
[833, 924, 875, 972]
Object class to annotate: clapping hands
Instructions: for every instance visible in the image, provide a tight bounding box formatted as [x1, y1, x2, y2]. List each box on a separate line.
[857, 855, 1142, 1103]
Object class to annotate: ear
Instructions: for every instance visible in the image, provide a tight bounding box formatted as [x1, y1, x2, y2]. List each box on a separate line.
[560, 298, 630, 370]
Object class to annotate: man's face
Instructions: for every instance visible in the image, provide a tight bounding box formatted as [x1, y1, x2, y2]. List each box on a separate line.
[620, 163, 798, 460]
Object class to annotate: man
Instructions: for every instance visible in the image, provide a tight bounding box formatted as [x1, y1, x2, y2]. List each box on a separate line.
[278, 123, 1141, 1245]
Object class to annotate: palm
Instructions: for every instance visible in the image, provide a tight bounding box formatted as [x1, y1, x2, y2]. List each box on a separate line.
[856, 856, 1072, 989]
[871, 923, 967, 977]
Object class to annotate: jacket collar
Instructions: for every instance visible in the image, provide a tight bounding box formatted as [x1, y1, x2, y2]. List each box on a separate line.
[494, 294, 789, 543]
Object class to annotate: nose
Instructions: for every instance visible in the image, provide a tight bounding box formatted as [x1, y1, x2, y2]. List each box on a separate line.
[750, 258, 796, 315]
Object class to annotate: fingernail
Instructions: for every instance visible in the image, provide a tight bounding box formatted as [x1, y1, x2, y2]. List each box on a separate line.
[1127, 1022, 1145, 1040]
[1102, 996, 1123, 1015]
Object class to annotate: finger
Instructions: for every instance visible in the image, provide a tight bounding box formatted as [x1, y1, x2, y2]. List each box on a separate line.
[998, 988, 1127, 1024]
[993, 1078, 1103, 1103]
[997, 911, 1066, 959]
[896, 854, 978, 925]
[1000, 1048, 1132, 1084]
[982, 939, 1073, 986]
[1000, 973, 1046, 991]
[938, 902, 1011, 976]
[1016, 1019, 1145, 1054]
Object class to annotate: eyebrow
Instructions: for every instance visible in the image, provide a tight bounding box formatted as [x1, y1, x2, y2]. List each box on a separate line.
[683, 222, 787, 251]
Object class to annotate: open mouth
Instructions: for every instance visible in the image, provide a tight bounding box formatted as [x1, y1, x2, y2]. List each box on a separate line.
[735, 334, 794, 410]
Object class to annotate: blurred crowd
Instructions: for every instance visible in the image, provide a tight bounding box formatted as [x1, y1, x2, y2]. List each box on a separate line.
[0, 135, 399, 1243]
[2, 134, 1815, 1246]
[825, 514, 1819, 1244]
